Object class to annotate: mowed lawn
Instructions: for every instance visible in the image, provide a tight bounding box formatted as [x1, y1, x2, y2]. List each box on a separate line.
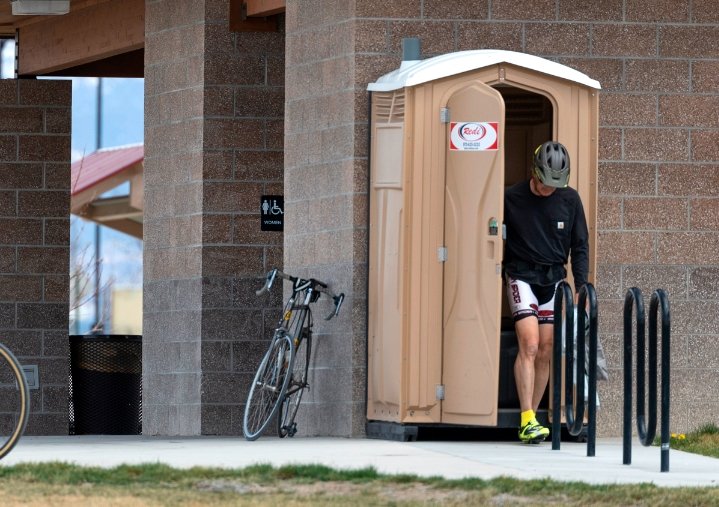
[0, 425, 716, 506]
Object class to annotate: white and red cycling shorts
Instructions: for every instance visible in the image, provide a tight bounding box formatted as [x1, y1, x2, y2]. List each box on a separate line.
[505, 277, 559, 325]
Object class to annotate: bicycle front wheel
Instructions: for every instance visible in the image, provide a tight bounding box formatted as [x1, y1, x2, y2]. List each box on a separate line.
[278, 327, 311, 438]
[243, 332, 294, 441]
[0, 343, 30, 460]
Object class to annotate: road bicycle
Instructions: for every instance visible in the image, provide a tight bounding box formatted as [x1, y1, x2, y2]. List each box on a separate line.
[0, 342, 30, 459]
[243, 268, 344, 441]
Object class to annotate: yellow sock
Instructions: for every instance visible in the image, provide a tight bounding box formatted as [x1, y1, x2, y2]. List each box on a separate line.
[520, 410, 535, 427]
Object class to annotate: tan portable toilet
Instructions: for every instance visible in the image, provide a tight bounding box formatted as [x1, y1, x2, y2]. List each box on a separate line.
[366, 49, 600, 439]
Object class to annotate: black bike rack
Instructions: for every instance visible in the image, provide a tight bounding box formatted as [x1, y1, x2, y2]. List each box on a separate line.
[551, 281, 598, 456]
[623, 287, 671, 472]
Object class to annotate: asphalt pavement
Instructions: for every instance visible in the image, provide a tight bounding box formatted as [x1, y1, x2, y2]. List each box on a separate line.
[2, 435, 718, 488]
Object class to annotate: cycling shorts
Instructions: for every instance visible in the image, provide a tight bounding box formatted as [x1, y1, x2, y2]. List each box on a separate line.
[505, 277, 559, 325]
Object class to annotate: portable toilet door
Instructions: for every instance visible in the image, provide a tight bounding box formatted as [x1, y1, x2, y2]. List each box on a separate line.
[366, 75, 508, 428]
[439, 82, 505, 426]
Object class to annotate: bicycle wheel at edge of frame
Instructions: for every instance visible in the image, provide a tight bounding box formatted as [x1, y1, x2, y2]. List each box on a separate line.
[277, 328, 311, 438]
[242, 331, 295, 441]
[0, 342, 30, 460]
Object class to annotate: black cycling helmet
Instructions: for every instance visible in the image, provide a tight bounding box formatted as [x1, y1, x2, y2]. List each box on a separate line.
[533, 141, 570, 188]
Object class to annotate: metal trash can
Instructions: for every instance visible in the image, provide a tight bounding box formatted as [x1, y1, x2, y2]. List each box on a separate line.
[69, 335, 142, 435]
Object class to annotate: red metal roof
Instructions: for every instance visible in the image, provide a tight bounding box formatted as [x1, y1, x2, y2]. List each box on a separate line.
[71, 144, 144, 196]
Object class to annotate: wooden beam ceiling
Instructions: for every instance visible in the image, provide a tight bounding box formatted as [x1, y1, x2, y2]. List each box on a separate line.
[16, 0, 144, 76]
[229, 0, 285, 32]
[246, 0, 286, 16]
[4, 0, 286, 75]
[43, 49, 144, 78]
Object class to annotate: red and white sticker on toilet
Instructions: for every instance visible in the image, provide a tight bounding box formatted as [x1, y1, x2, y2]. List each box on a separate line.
[449, 122, 499, 151]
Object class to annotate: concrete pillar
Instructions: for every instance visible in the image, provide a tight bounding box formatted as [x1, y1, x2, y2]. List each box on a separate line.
[284, 1, 368, 436]
[143, 0, 284, 435]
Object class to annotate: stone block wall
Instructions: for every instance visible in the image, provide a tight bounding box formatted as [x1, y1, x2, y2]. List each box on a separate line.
[144, 0, 207, 435]
[143, 0, 284, 435]
[285, 0, 719, 436]
[0, 79, 71, 435]
[285, 1, 366, 437]
[199, 1, 285, 436]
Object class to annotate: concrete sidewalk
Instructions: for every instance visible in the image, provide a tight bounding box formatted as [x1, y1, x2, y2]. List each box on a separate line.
[2, 436, 717, 488]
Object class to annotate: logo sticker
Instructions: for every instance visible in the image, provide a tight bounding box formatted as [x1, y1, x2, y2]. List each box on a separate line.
[449, 122, 499, 151]
[557, 221, 565, 230]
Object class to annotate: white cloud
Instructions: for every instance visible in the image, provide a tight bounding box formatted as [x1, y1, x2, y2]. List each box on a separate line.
[71, 148, 89, 163]
[74, 76, 99, 89]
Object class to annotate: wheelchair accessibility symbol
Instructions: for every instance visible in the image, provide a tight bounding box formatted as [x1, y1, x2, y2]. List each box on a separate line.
[260, 195, 284, 231]
[262, 199, 283, 216]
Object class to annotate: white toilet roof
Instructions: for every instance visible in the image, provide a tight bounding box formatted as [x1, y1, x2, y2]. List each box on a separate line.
[367, 49, 601, 92]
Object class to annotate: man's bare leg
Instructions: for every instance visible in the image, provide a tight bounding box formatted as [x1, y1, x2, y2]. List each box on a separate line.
[532, 322, 554, 411]
[514, 316, 540, 413]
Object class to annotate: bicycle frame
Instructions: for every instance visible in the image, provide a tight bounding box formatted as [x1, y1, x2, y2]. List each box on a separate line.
[268, 275, 330, 405]
[244, 268, 344, 440]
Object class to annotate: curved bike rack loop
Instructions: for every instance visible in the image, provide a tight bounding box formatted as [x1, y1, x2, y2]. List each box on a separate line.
[551, 281, 598, 456]
[623, 287, 671, 472]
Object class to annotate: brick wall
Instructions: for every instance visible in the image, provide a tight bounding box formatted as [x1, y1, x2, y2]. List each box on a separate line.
[0, 79, 71, 435]
[287, 0, 719, 435]
[199, 1, 285, 436]
[143, 0, 284, 435]
[144, 0, 206, 435]
[285, 1, 366, 436]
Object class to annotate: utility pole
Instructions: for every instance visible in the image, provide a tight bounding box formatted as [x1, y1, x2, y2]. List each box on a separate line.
[93, 78, 103, 334]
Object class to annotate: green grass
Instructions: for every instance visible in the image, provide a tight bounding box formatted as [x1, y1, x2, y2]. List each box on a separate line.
[0, 426, 716, 505]
[655, 423, 719, 459]
[0, 462, 718, 506]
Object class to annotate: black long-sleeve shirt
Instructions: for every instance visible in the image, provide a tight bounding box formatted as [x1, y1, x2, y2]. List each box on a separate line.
[503, 179, 589, 291]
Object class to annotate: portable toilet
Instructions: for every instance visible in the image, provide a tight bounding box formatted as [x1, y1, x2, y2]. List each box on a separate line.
[366, 48, 600, 439]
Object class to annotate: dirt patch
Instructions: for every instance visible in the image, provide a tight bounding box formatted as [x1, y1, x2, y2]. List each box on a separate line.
[196, 479, 472, 503]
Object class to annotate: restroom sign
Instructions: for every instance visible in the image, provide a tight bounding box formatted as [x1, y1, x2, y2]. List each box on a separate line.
[449, 122, 499, 151]
[261, 195, 284, 232]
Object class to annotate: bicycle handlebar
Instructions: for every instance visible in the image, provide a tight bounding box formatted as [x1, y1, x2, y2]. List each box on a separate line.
[255, 269, 278, 296]
[256, 268, 345, 320]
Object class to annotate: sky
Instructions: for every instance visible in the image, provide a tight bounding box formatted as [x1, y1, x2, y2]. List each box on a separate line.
[70, 76, 144, 333]
[3, 40, 145, 334]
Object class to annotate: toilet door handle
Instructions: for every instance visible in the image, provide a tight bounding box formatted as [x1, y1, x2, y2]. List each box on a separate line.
[488, 217, 498, 236]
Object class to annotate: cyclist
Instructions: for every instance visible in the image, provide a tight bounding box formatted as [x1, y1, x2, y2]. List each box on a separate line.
[503, 141, 589, 444]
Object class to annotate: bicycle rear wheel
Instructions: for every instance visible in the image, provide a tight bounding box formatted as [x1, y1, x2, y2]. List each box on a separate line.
[277, 327, 311, 438]
[243, 332, 294, 441]
[0, 343, 30, 460]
